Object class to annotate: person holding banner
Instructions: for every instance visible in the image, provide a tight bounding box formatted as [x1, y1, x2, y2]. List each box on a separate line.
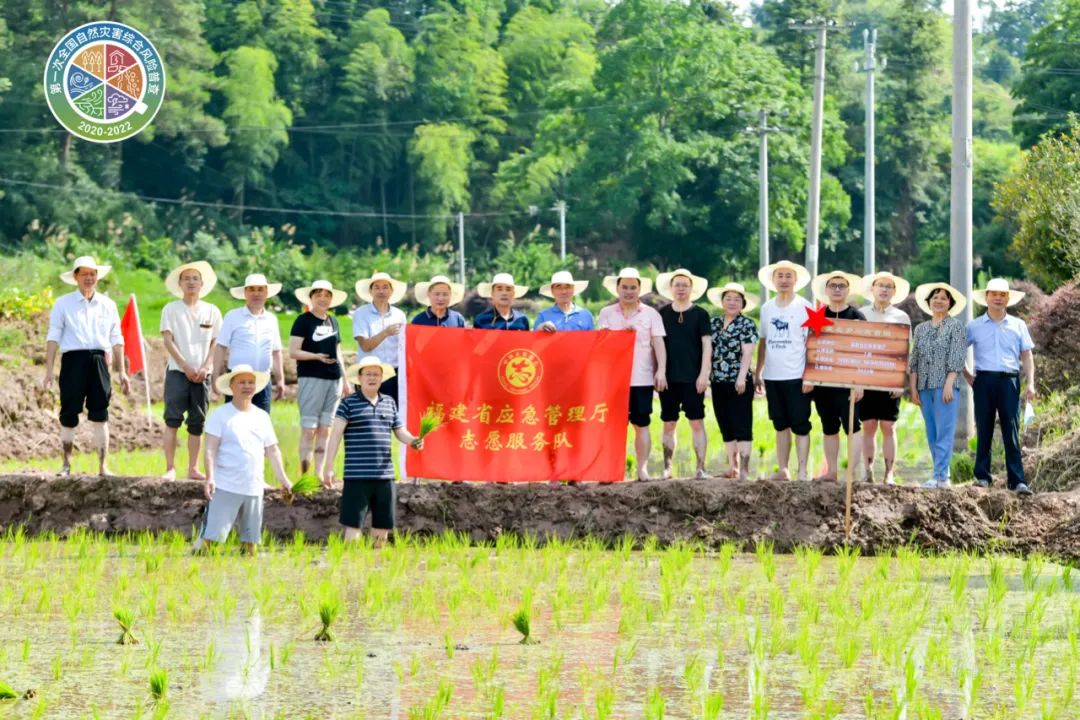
[809, 271, 866, 482]
[214, 273, 285, 414]
[290, 281, 351, 479]
[908, 283, 968, 489]
[754, 260, 814, 482]
[475, 273, 531, 330]
[963, 278, 1037, 495]
[858, 272, 911, 484]
[536, 271, 594, 332]
[598, 268, 666, 481]
[353, 272, 409, 402]
[160, 261, 223, 481]
[707, 282, 758, 481]
[322, 357, 424, 546]
[655, 269, 712, 479]
[41, 256, 131, 477]
[412, 275, 466, 327]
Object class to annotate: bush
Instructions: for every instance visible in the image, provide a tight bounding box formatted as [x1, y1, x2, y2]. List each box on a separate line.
[1026, 281, 1080, 393]
[950, 453, 975, 484]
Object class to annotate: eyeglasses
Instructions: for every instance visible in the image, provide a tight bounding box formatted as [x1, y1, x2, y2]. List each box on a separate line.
[827, 283, 849, 290]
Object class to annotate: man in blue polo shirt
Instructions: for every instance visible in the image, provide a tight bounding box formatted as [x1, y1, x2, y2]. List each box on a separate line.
[962, 278, 1037, 495]
[411, 274, 467, 328]
[323, 356, 424, 546]
[535, 271, 594, 332]
[473, 272, 530, 330]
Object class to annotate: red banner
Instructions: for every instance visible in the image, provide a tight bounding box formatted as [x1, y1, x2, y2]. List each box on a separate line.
[120, 294, 145, 375]
[404, 326, 634, 482]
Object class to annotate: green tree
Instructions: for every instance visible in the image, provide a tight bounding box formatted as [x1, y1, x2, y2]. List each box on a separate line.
[1012, 0, 1080, 147]
[993, 116, 1080, 288]
[408, 123, 475, 240]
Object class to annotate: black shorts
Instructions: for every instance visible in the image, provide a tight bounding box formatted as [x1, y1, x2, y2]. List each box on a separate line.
[858, 390, 900, 422]
[711, 381, 754, 442]
[59, 350, 111, 428]
[628, 386, 654, 427]
[813, 386, 861, 436]
[379, 375, 398, 404]
[659, 381, 706, 421]
[163, 370, 211, 434]
[764, 379, 812, 435]
[340, 479, 396, 530]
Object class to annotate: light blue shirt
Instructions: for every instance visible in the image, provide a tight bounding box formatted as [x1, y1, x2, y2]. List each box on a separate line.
[534, 304, 595, 331]
[966, 313, 1033, 373]
[352, 303, 407, 367]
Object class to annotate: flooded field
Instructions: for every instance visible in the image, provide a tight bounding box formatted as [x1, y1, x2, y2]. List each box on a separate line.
[0, 530, 1076, 719]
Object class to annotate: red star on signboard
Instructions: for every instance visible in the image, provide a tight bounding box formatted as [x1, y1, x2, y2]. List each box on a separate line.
[802, 303, 834, 336]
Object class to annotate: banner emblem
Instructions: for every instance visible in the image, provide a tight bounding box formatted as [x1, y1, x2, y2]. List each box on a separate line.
[497, 349, 543, 395]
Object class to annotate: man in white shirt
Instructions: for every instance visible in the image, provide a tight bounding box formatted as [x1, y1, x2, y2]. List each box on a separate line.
[197, 365, 292, 555]
[753, 260, 814, 482]
[160, 261, 223, 481]
[41, 256, 130, 476]
[352, 271, 408, 403]
[214, 273, 285, 414]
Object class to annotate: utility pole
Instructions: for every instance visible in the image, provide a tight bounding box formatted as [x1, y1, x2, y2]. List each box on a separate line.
[457, 212, 466, 286]
[553, 200, 567, 261]
[951, 0, 975, 444]
[857, 28, 885, 277]
[791, 18, 842, 294]
[741, 109, 787, 306]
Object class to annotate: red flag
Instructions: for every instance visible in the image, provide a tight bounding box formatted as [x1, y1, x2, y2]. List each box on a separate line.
[120, 294, 145, 375]
[405, 326, 634, 482]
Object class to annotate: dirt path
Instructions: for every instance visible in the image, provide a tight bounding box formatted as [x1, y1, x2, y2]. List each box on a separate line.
[2, 475, 1079, 560]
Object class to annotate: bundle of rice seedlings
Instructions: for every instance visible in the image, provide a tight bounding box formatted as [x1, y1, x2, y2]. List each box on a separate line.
[512, 607, 538, 645]
[149, 668, 168, 702]
[418, 409, 443, 439]
[114, 607, 139, 645]
[290, 475, 321, 497]
[314, 596, 342, 642]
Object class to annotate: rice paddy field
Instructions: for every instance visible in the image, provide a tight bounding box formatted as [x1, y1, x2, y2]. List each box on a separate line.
[0, 530, 1075, 719]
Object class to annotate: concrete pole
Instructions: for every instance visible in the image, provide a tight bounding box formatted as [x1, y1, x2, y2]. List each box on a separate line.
[457, 211, 466, 286]
[758, 114, 770, 306]
[805, 23, 828, 289]
[860, 28, 884, 277]
[950, 0, 975, 444]
[554, 200, 567, 261]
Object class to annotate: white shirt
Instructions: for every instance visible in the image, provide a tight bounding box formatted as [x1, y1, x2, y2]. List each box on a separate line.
[218, 306, 282, 372]
[160, 299, 223, 371]
[205, 402, 278, 497]
[46, 290, 123, 353]
[860, 304, 911, 326]
[352, 303, 407, 367]
[759, 295, 814, 381]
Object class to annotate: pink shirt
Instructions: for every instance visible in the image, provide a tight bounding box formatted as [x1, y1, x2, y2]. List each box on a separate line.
[597, 303, 666, 386]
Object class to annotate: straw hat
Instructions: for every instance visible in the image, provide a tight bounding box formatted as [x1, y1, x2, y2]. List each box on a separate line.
[914, 282, 967, 317]
[295, 280, 347, 309]
[812, 271, 864, 303]
[758, 260, 811, 293]
[229, 273, 282, 300]
[477, 272, 528, 299]
[539, 270, 588, 299]
[345, 355, 397, 384]
[602, 267, 653, 297]
[861, 271, 910, 305]
[164, 261, 217, 299]
[414, 274, 465, 307]
[214, 364, 271, 396]
[655, 268, 708, 302]
[706, 282, 757, 313]
[355, 272, 408, 305]
[972, 277, 1025, 307]
[60, 256, 112, 285]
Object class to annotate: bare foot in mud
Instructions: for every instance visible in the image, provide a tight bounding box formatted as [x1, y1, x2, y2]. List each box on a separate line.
[767, 470, 791, 481]
[161, 468, 176, 481]
[187, 468, 206, 481]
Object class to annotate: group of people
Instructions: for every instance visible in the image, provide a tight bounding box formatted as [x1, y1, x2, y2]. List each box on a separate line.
[41, 254, 1037, 549]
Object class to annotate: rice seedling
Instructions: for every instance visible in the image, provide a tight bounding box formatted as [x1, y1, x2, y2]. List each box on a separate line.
[148, 667, 168, 703]
[511, 606, 538, 645]
[0, 682, 18, 700]
[289, 474, 321, 497]
[418, 408, 443, 439]
[114, 607, 139, 645]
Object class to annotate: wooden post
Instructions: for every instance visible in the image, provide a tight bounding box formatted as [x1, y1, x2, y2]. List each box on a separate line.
[844, 389, 858, 541]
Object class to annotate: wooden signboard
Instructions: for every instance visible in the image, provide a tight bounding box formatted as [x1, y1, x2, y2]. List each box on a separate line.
[803, 319, 911, 392]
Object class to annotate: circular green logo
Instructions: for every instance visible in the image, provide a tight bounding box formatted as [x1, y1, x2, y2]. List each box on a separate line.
[43, 21, 166, 143]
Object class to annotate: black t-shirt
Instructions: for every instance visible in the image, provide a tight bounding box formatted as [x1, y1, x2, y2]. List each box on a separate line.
[290, 312, 343, 380]
[659, 304, 712, 383]
[825, 305, 866, 321]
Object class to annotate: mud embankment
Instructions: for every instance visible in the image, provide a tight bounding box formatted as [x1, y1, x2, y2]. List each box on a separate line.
[2, 475, 1080, 560]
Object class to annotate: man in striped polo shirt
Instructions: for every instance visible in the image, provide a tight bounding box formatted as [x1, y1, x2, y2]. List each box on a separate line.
[323, 356, 424, 546]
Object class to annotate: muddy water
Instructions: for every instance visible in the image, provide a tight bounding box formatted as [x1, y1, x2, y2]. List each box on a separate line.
[0, 542, 1076, 719]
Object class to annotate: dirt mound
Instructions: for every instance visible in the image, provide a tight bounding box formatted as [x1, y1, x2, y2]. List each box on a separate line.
[2, 475, 1079, 560]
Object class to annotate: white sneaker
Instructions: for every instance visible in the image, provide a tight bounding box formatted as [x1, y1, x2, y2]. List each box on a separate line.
[922, 479, 944, 489]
